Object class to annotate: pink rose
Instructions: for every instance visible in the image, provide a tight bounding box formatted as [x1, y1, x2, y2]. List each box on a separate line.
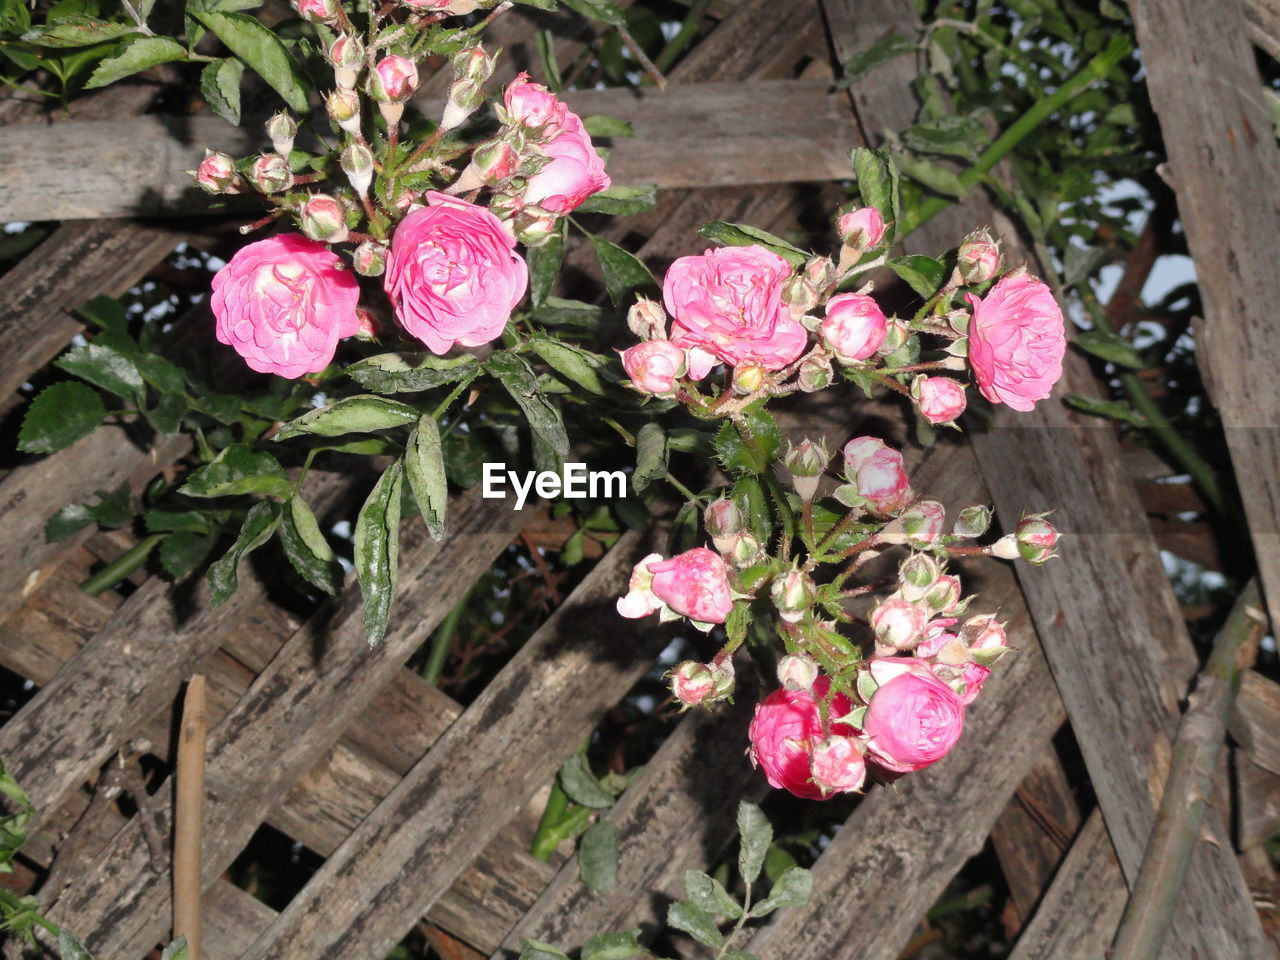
[212, 234, 360, 379]
[503, 73, 568, 130]
[837, 206, 886, 248]
[670, 661, 716, 707]
[855, 447, 912, 514]
[524, 112, 611, 214]
[957, 229, 1000, 284]
[955, 662, 991, 706]
[862, 657, 965, 772]
[648, 547, 733, 624]
[810, 735, 867, 795]
[748, 676, 855, 800]
[195, 151, 238, 194]
[965, 275, 1066, 412]
[916, 376, 967, 424]
[664, 246, 808, 372]
[820, 293, 887, 363]
[384, 191, 528, 354]
[870, 597, 927, 649]
[294, 0, 338, 21]
[621, 339, 686, 396]
[370, 55, 419, 102]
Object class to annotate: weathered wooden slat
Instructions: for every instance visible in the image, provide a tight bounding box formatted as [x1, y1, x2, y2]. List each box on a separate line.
[235, 528, 667, 960]
[47, 487, 530, 958]
[1237, 755, 1280, 852]
[1129, 0, 1280, 627]
[1244, 0, 1280, 59]
[1233, 670, 1280, 777]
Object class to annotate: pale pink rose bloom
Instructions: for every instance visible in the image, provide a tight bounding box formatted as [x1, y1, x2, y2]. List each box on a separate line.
[917, 376, 967, 424]
[524, 112, 611, 214]
[503, 73, 568, 130]
[838, 206, 886, 248]
[648, 547, 733, 624]
[664, 245, 808, 371]
[384, 191, 528, 354]
[855, 446, 913, 513]
[842, 436, 888, 473]
[620, 339, 686, 396]
[212, 234, 360, 379]
[870, 597, 928, 649]
[748, 676, 854, 800]
[966, 275, 1066, 412]
[615, 552, 665, 619]
[810, 735, 867, 795]
[820, 292, 887, 363]
[372, 55, 419, 102]
[955, 662, 991, 706]
[685, 346, 717, 380]
[862, 657, 965, 772]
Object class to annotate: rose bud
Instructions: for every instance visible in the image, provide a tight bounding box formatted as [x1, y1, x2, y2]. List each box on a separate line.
[924, 574, 962, 615]
[954, 503, 993, 539]
[300, 194, 349, 243]
[870, 597, 928, 650]
[328, 34, 365, 90]
[470, 137, 521, 187]
[729, 533, 765, 568]
[901, 499, 946, 548]
[780, 271, 818, 318]
[898, 553, 941, 600]
[513, 205, 558, 247]
[783, 438, 829, 501]
[961, 614, 1009, 665]
[266, 112, 297, 158]
[353, 240, 388, 277]
[326, 88, 362, 137]
[810, 735, 867, 795]
[797, 353, 833, 392]
[966, 274, 1066, 412]
[340, 142, 375, 197]
[838, 206, 886, 249]
[669, 661, 716, 708]
[247, 154, 293, 194]
[731, 362, 766, 395]
[913, 620, 960, 659]
[957, 228, 1001, 285]
[442, 77, 485, 132]
[647, 547, 734, 627]
[369, 54, 419, 104]
[452, 44, 496, 86]
[620, 339, 686, 397]
[709, 657, 736, 700]
[627, 296, 668, 341]
[821, 292, 887, 364]
[295, 0, 339, 23]
[704, 497, 745, 552]
[861, 657, 965, 772]
[355, 307, 380, 341]
[748, 676, 855, 800]
[776, 653, 819, 692]
[770, 567, 816, 624]
[843, 438, 912, 514]
[193, 150, 239, 194]
[1016, 513, 1060, 565]
[915, 376, 968, 425]
[878, 317, 909, 356]
[954, 661, 991, 705]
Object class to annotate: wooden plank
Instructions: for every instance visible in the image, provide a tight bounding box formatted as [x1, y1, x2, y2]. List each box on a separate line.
[46, 487, 530, 958]
[1233, 670, 1280, 777]
[0, 81, 855, 222]
[234, 529, 667, 960]
[1129, 0, 1280, 627]
[1237, 755, 1280, 853]
[1244, 0, 1280, 59]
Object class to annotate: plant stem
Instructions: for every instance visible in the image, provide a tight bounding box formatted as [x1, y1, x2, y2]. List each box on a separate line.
[0, 888, 60, 937]
[653, 0, 710, 73]
[665, 472, 704, 505]
[529, 780, 569, 861]
[431, 373, 479, 419]
[421, 584, 472, 686]
[80, 534, 164, 596]
[1110, 579, 1265, 960]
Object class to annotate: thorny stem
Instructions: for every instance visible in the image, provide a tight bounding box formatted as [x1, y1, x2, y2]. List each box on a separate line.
[617, 23, 667, 90]
[398, 126, 447, 174]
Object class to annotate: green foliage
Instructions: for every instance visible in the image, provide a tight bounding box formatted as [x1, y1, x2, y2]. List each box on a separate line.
[354, 460, 404, 646]
[189, 10, 308, 112]
[578, 821, 619, 893]
[18, 382, 108, 454]
[207, 501, 278, 607]
[405, 414, 448, 542]
[485, 351, 571, 462]
[85, 36, 188, 88]
[181, 444, 292, 499]
[587, 234, 658, 307]
[346, 353, 481, 394]
[577, 184, 658, 216]
[696, 222, 810, 268]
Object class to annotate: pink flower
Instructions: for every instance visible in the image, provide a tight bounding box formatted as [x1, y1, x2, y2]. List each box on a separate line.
[820, 293, 887, 363]
[955, 662, 991, 706]
[870, 597, 927, 649]
[842, 436, 888, 473]
[862, 657, 965, 772]
[901, 499, 946, 547]
[615, 552, 665, 619]
[664, 246, 807, 371]
[503, 73, 568, 130]
[648, 547, 733, 624]
[962, 614, 1008, 663]
[856, 447, 913, 513]
[212, 234, 360, 379]
[670, 661, 716, 707]
[1015, 514, 1060, 564]
[916, 376, 967, 424]
[748, 676, 854, 800]
[838, 206, 886, 248]
[621, 340, 686, 396]
[966, 275, 1066, 412]
[384, 191, 528, 354]
[195, 151, 238, 194]
[370, 55, 419, 102]
[524, 112, 611, 214]
[810, 735, 867, 795]
[294, 0, 338, 21]
[958, 229, 1000, 284]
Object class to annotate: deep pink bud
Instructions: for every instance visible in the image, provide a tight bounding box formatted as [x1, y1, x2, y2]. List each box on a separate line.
[647, 547, 733, 625]
[370, 55, 419, 103]
[748, 676, 855, 800]
[820, 293, 887, 364]
[838, 206, 886, 249]
[621, 339, 686, 397]
[195, 150, 239, 194]
[810, 735, 867, 795]
[295, 0, 339, 22]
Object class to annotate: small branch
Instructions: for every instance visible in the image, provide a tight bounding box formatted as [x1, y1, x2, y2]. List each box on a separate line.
[617, 23, 666, 90]
[79, 534, 163, 596]
[174, 676, 208, 960]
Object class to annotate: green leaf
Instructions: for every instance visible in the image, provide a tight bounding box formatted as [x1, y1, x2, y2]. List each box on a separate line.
[206, 501, 278, 606]
[748, 865, 813, 917]
[527, 220, 565, 308]
[58, 929, 94, 960]
[85, 36, 188, 88]
[132, 354, 186, 395]
[558, 0, 626, 26]
[531, 297, 608, 330]
[190, 10, 308, 112]
[666, 902, 724, 949]
[18, 382, 107, 454]
[160, 937, 190, 960]
[578, 820, 619, 893]
[534, 28, 562, 92]
[354, 460, 403, 646]
[517, 941, 570, 960]
[697, 221, 809, 268]
[684, 870, 742, 919]
[200, 56, 244, 125]
[588, 234, 657, 307]
[888, 254, 947, 298]
[851, 147, 901, 242]
[1064, 393, 1148, 426]
[279, 494, 341, 594]
[581, 930, 643, 960]
[159, 531, 217, 580]
[558, 753, 615, 809]
[485, 351, 571, 458]
[405, 414, 448, 541]
[632, 422, 667, 493]
[45, 503, 96, 542]
[581, 115, 634, 138]
[1074, 329, 1144, 368]
[837, 31, 916, 86]
[55, 343, 145, 404]
[577, 184, 658, 216]
[147, 392, 188, 435]
[902, 114, 990, 161]
[736, 801, 772, 887]
[275, 395, 419, 440]
[713, 407, 780, 476]
[894, 152, 965, 199]
[529, 337, 615, 395]
[23, 16, 139, 47]
[346, 352, 482, 394]
[180, 443, 292, 499]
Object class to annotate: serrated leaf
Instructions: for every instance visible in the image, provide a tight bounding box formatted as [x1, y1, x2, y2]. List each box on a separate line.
[279, 494, 341, 594]
[531, 297, 608, 330]
[697, 221, 809, 268]
[852, 147, 901, 243]
[748, 865, 813, 917]
[558, 753, 615, 809]
[275, 395, 419, 440]
[180, 443, 292, 499]
[17, 382, 107, 454]
[1073, 329, 1144, 368]
[666, 902, 724, 949]
[148, 392, 188, 435]
[902, 114, 990, 161]
[406, 414, 448, 541]
[581, 114, 634, 138]
[190, 10, 308, 112]
[578, 820, 619, 893]
[23, 16, 138, 47]
[581, 930, 643, 960]
[888, 254, 947, 298]
[1064, 393, 1147, 426]
[632, 422, 667, 493]
[346, 352, 481, 394]
[736, 801, 771, 886]
[200, 57, 243, 125]
[529, 337, 614, 395]
[55, 343, 145, 404]
[485, 351, 571, 458]
[132, 353, 185, 394]
[577, 184, 657, 216]
[527, 220, 564, 308]
[713, 408, 780, 476]
[46, 503, 96, 542]
[159, 531, 217, 580]
[58, 930, 93, 960]
[558, 0, 626, 26]
[206, 501, 277, 607]
[837, 30, 916, 86]
[85, 36, 188, 88]
[354, 460, 403, 646]
[517, 941, 570, 960]
[588, 234, 657, 307]
[684, 870, 742, 919]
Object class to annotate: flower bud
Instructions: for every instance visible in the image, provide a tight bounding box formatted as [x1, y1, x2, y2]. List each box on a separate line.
[353, 240, 388, 277]
[620, 340, 685, 397]
[990, 534, 1020, 560]
[924, 574, 962, 614]
[729, 533, 765, 567]
[898, 553, 941, 600]
[368, 54, 419, 104]
[962, 614, 1008, 664]
[267, 112, 297, 158]
[355, 307, 380, 341]
[704, 498, 744, 544]
[193, 150, 239, 194]
[810, 735, 867, 795]
[870, 597, 927, 649]
[776, 653, 819, 691]
[1016, 513, 1060, 564]
[957, 228, 1001, 285]
[295, 0, 339, 23]
[731, 363, 766, 395]
[441, 77, 484, 131]
[820, 293, 886, 364]
[513, 205, 558, 247]
[452, 44, 495, 85]
[838, 206, 886, 250]
[247, 154, 293, 194]
[326, 88, 362, 137]
[627, 296, 667, 341]
[299, 194, 348, 243]
[394, 188, 423, 214]
[340, 142, 375, 197]
[878, 318, 909, 356]
[901, 499, 945, 548]
[954, 503, 992, 539]
[797, 353, 832, 392]
[771, 568, 816, 623]
[780, 272, 818, 318]
[328, 34, 365, 91]
[915, 376, 967, 425]
[783, 438, 829, 502]
[669, 661, 716, 708]
[710, 657, 736, 699]
[470, 137, 521, 187]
